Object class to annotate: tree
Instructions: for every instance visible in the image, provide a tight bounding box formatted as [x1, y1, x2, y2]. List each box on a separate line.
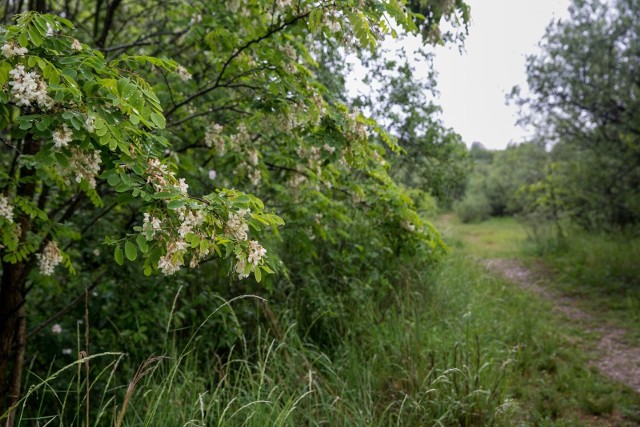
[0, 1, 469, 421]
[513, 0, 640, 230]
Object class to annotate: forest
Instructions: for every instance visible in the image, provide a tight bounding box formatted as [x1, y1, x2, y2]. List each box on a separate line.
[0, 0, 638, 425]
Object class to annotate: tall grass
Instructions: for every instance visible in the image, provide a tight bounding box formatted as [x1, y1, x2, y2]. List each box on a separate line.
[7, 253, 640, 425]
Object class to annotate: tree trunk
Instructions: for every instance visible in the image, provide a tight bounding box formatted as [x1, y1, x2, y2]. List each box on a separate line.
[0, 263, 27, 426]
[0, 135, 40, 425]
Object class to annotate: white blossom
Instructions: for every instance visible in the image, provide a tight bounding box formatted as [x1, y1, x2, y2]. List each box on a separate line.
[143, 212, 162, 238]
[227, 210, 249, 241]
[208, 169, 217, 180]
[247, 149, 259, 166]
[322, 144, 336, 154]
[189, 14, 202, 25]
[1, 42, 27, 58]
[0, 195, 14, 223]
[247, 240, 266, 266]
[8, 65, 54, 110]
[51, 324, 62, 334]
[62, 147, 102, 188]
[85, 115, 95, 132]
[52, 123, 73, 148]
[205, 124, 224, 152]
[235, 255, 249, 279]
[177, 178, 189, 195]
[401, 220, 415, 232]
[71, 39, 82, 51]
[176, 65, 192, 81]
[37, 241, 63, 276]
[62, 348, 73, 355]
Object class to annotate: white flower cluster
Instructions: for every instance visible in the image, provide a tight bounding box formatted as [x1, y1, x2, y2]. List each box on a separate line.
[281, 43, 298, 74]
[234, 240, 266, 280]
[226, 124, 262, 186]
[37, 241, 63, 276]
[0, 195, 14, 223]
[204, 124, 225, 153]
[146, 158, 174, 192]
[62, 147, 102, 188]
[157, 239, 187, 275]
[52, 123, 73, 148]
[401, 220, 416, 232]
[346, 109, 367, 141]
[71, 39, 82, 51]
[51, 324, 62, 334]
[176, 65, 192, 81]
[247, 240, 266, 266]
[1, 42, 27, 58]
[145, 160, 188, 195]
[143, 212, 162, 237]
[8, 65, 54, 110]
[227, 208, 250, 241]
[85, 115, 96, 133]
[178, 209, 205, 238]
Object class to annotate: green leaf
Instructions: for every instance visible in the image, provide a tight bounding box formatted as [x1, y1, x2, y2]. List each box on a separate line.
[114, 246, 124, 265]
[17, 32, 28, 48]
[167, 199, 185, 209]
[136, 234, 148, 253]
[125, 241, 138, 261]
[153, 191, 174, 199]
[150, 112, 166, 129]
[27, 24, 43, 46]
[254, 267, 262, 283]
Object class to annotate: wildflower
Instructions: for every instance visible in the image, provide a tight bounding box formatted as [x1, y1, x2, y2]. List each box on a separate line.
[322, 144, 336, 154]
[1, 41, 27, 58]
[63, 148, 102, 188]
[247, 149, 259, 166]
[8, 65, 54, 109]
[176, 65, 192, 81]
[208, 169, 217, 180]
[204, 124, 224, 151]
[177, 178, 189, 195]
[143, 212, 162, 238]
[247, 240, 266, 266]
[71, 39, 82, 51]
[84, 115, 95, 132]
[0, 195, 14, 222]
[52, 124, 73, 148]
[51, 324, 62, 334]
[235, 255, 249, 279]
[401, 220, 415, 232]
[37, 241, 63, 276]
[227, 211, 249, 241]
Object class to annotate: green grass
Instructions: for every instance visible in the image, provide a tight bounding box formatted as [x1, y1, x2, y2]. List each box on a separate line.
[534, 230, 640, 343]
[10, 251, 640, 425]
[436, 213, 529, 259]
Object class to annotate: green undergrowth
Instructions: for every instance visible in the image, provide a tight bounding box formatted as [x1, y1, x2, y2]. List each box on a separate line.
[532, 230, 640, 343]
[12, 251, 640, 425]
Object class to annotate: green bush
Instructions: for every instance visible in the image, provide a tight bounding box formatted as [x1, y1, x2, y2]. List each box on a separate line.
[454, 195, 492, 223]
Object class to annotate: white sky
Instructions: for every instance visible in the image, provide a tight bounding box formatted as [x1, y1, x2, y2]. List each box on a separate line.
[433, 0, 571, 149]
[347, 0, 572, 150]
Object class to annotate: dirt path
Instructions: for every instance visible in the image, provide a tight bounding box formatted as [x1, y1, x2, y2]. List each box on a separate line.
[485, 258, 640, 394]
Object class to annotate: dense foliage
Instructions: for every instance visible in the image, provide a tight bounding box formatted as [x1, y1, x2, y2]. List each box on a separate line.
[0, 0, 470, 422]
[513, 0, 640, 231]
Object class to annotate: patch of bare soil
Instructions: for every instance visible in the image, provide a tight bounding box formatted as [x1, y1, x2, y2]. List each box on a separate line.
[485, 258, 640, 395]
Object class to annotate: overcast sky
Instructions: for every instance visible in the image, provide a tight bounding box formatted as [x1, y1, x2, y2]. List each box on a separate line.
[432, 0, 571, 149]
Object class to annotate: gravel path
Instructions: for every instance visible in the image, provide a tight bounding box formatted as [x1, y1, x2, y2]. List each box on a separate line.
[485, 258, 640, 394]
